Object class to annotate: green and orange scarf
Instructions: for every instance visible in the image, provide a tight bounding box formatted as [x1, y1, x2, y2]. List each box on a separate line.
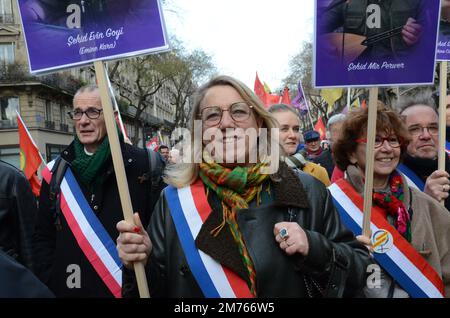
[199, 157, 269, 297]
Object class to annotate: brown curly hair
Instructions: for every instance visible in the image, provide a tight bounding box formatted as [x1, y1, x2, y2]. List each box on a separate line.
[333, 103, 411, 171]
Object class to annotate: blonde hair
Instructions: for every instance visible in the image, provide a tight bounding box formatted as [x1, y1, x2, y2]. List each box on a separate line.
[164, 75, 280, 188]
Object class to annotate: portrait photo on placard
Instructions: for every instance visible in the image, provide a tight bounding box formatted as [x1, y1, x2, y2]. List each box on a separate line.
[18, 0, 169, 74]
[314, 0, 440, 87]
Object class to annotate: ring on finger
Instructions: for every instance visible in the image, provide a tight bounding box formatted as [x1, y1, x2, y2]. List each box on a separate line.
[279, 228, 289, 240]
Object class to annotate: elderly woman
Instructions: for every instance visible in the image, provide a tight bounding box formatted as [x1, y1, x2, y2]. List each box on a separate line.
[268, 104, 330, 186]
[331, 105, 450, 298]
[116, 75, 370, 298]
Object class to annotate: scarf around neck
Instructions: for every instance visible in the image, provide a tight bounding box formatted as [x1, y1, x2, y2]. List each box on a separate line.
[199, 155, 270, 297]
[372, 171, 412, 242]
[346, 165, 411, 242]
[71, 135, 111, 190]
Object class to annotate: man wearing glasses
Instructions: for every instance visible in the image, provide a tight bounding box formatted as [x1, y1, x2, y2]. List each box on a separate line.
[397, 90, 450, 212]
[33, 85, 164, 297]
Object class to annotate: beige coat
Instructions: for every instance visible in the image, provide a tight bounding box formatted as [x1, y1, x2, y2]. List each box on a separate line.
[346, 165, 450, 297]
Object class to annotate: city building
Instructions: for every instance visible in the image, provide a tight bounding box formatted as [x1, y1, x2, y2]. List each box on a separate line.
[0, 0, 176, 168]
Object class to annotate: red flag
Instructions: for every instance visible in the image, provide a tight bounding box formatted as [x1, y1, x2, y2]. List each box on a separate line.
[16, 112, 42, 196]
[361, 99, 367, 109]
[146, 136, 159, 151]
[280, 87, 291, 105]
[254, 72, 268, 106]
[314, 117, 326, 141]
[266, 93, 281, 107]
[114, 112, 132, 145]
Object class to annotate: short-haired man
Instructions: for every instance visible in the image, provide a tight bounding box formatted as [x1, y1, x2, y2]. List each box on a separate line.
[33, 85, 165, 297]
[158, 145, 170, 162]
[301, 130, 334, 177]
[398, 90, 450, 211]
[327, 114, 346, 182]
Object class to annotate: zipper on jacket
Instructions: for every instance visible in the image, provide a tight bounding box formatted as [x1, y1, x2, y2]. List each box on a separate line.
[287, 208, 297, 222]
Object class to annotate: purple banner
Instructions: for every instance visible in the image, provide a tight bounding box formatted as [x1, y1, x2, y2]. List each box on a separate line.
[18, 0, 169, 74]
[314, 0, 440, 87]
[292, 81, 309, 115]
[437, 1, 450, 61]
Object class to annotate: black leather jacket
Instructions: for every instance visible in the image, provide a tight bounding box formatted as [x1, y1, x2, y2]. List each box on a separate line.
[0, 160, 37, 271]
[123, 164, 372, 297]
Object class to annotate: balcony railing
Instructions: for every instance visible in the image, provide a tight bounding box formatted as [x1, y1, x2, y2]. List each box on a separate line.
[0, 119, 17, 129]
[0, 63, 83, 93]
[60, 123, 69, 132]
[45, 120, 55, 130]
[0, 14, 14, 24]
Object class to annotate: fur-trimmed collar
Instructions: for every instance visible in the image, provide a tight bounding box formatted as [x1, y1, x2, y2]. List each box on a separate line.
[195, 162, 309, 282]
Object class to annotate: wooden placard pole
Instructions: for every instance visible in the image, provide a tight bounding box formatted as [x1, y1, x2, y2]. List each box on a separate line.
[94, 61, 150, 298]
[362, 87, 378, 237]
[438, 61, 448, 207]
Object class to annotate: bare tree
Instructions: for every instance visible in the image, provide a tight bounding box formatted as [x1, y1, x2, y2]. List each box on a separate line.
[110, 54, 174, 144]
[166, 45, 217, 128]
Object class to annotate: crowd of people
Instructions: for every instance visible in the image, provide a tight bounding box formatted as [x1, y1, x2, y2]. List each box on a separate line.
[2, 76, 450, 299]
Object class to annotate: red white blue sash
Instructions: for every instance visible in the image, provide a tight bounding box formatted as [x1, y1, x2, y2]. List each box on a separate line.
[397, 164, 424, 191]
[164, 179, 253, 298]
[329, 179, 445, 298]
[42, 160, 122, 298]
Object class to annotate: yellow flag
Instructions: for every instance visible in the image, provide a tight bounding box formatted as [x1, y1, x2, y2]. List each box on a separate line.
[350, 97, 360, 111]
[320, 88, 343, 114]
[263, 82, 272, 94]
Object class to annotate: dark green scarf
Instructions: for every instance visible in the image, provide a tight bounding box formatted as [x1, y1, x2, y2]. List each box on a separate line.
[71, 129, 124, 190]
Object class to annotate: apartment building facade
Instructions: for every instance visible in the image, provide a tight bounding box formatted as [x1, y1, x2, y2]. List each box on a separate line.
[0, 0, 176, 168]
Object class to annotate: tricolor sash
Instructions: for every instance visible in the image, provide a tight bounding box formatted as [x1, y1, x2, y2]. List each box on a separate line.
[397, 164, 424, 191]
[164, 179, 253, 298]
[42, 160, 122, 298]
[329, 179, 445, 298]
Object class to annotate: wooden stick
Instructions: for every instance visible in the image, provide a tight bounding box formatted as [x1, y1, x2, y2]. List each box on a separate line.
[438, 61, 447, 206]
[362, 87, 378, 237]
[94, 61, 150, 298]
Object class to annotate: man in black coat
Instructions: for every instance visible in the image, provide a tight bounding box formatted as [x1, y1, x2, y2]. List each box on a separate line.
[0, 249, 53, 298]
[398, 91, 450, 212]
[33, 85, 165, 297]
[0, 160, 37, 271]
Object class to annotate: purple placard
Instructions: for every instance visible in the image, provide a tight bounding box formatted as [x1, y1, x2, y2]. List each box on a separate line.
[314, 0, 440, 88]
[437, 1, 450, 61]
[17, 0, 169, 74]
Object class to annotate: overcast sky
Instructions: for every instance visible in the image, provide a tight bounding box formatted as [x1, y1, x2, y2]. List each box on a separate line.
[162, 0, 315, 90]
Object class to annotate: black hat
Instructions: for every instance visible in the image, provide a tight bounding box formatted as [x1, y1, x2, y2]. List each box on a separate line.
[303, 130, 320, 142]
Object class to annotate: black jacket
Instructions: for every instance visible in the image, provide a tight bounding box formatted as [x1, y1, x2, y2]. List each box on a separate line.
[301, 149, 335, 178]
[33, 141, 163, 297]
[0, 160, 37, 271]
[123, 164, 371, 298]
[402, 154, 450, 212]
[0, 249, 53, 298]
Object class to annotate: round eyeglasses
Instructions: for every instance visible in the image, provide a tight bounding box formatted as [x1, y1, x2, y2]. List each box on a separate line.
[199, 102, 253, 126]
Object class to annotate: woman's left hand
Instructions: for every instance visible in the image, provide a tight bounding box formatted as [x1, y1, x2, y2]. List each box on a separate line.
[274, 222, 309, 256]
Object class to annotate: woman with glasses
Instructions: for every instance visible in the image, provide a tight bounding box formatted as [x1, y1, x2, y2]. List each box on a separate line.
[332, 104, 450, 298]
[116, 75, 371, 298]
